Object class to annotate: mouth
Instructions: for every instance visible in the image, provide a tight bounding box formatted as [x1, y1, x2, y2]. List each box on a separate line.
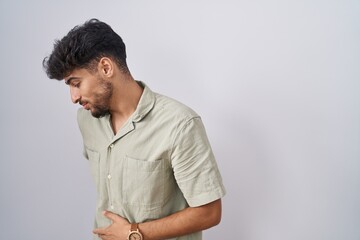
[80, 101, 90, 110]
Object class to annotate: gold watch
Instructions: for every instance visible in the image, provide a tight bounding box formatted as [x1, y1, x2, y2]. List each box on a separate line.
[127, 223, 143, 240]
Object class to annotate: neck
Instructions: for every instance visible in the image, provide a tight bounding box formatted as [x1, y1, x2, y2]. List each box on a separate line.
[109, 74, 143, 134]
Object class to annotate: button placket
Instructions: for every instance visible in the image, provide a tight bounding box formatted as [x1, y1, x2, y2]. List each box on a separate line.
[107, 142, 115, 211]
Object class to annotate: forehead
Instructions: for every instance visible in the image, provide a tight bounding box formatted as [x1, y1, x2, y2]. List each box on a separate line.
[64, 68, 93, 84]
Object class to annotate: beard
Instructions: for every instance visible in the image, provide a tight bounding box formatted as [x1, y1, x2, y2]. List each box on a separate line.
[89, 77, 113, 118]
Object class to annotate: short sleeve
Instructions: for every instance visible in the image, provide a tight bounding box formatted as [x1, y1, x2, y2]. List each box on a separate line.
[82, 144, 89, 160]
[77, 108, 89, 160]
[170, 117, 226, 207]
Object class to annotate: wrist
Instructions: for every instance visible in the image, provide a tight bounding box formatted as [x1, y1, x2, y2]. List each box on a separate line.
[127, 223, 143, 240]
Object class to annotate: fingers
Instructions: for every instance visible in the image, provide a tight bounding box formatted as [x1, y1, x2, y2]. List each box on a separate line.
[103, 210, 121, 222]
[103, 211, 129, 225]
[93, 211, 116, 235]
[93, 211, 130, 239]
[93, 228, 107, 235]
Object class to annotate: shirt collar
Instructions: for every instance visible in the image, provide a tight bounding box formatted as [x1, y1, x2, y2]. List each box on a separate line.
[131, 81, 156, 122]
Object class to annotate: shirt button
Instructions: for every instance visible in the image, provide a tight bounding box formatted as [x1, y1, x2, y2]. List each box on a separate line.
[109, 144, 114, 148]
[110, 205, 114, 210]
[107, 174, 112, 179]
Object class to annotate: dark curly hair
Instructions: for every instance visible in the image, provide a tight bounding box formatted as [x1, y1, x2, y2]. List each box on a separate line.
[43, 19, 129, 80]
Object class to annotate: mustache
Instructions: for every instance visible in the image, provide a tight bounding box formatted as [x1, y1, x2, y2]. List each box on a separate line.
[79, 99, 88, 106]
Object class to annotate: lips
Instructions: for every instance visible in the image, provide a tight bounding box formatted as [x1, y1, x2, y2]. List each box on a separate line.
[80, 101, 90, 110]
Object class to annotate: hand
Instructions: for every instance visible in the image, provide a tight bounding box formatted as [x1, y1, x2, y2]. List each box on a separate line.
[93, 211, 131, 240]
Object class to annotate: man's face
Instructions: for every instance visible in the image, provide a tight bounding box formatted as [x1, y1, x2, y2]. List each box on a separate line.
[64, 68, 113, 118]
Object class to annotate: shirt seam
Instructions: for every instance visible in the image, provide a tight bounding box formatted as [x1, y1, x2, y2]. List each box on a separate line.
[168, 116, 201, 162]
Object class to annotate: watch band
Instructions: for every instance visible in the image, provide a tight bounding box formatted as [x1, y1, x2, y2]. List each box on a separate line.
[131, 223, 138, 231]
[128, 223, 143, 240]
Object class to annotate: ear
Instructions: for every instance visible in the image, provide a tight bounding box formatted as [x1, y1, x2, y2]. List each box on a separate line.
[98, 57, 114, 78]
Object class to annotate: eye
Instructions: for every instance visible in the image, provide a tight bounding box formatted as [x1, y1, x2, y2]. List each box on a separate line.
[72, 82, 80, 88]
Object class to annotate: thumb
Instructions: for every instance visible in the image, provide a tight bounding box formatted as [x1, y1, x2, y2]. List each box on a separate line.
[103, 210, 121, 222]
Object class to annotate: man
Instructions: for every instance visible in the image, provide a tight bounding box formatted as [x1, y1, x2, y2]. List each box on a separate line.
[43, 19, 226, 240]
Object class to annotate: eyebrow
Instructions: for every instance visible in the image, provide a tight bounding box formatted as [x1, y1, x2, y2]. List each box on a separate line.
[65, 77, 80, 85]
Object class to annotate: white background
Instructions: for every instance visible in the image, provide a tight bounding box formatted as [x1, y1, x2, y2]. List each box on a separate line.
[0, 0, 359, 239]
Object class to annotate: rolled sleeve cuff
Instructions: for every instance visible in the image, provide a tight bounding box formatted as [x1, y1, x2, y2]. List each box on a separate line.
[186, 185, 226, 207]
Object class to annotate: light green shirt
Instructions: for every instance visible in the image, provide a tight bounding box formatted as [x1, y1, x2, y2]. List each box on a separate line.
[77, 82, 226, 240]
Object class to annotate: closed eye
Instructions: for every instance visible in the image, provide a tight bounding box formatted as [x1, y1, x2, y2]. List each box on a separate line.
[65, 77, 81, 86]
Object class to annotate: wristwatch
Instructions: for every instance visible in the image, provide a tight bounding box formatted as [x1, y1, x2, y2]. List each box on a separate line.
[127, 223, 143, 240]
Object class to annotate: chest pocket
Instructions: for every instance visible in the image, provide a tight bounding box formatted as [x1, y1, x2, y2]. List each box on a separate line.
[122, 156, 165, 209]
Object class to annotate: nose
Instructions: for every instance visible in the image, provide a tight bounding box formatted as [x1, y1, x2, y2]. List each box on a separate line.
[70, 86, 81, 104]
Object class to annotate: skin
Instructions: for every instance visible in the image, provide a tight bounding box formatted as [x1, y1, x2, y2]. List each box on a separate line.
[94, 199, 221, 240]
[65, 57, 143, 133]
[64, 57, 223, 239]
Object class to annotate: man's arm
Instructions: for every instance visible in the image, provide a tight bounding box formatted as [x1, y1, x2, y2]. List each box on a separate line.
[93, 198, 222, 240]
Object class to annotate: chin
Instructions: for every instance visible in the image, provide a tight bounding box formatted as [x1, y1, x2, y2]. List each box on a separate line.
[91, 110, 108, 118]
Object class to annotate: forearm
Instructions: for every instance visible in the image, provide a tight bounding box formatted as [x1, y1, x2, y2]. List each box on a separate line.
[138, 199, 222, 240]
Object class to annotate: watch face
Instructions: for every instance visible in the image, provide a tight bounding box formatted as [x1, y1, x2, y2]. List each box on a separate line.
[129, 232, 142, 240]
